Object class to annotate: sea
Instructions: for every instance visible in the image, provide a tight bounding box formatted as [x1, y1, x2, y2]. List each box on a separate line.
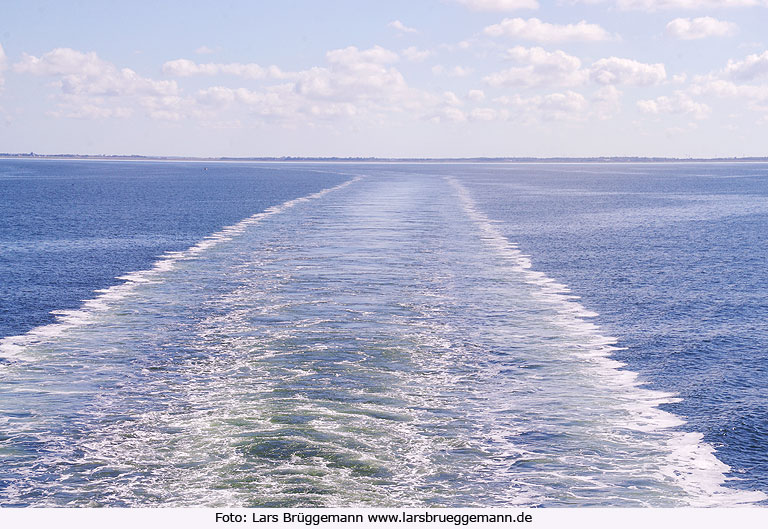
[0, 159, 766, 507]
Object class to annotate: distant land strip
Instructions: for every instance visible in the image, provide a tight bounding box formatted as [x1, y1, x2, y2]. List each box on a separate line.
[2, 153, 768, 163]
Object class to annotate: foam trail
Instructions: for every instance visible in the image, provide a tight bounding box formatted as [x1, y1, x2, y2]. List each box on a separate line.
[0, 175, 363, 363]
[3, 169, 765, 507]
[445, 175, 765, 506]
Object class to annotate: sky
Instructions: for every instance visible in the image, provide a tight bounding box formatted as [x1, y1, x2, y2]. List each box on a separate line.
[1, 0, 768, 158]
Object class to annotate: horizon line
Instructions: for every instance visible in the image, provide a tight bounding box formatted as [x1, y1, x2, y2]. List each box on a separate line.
[3, 153, 768, 163]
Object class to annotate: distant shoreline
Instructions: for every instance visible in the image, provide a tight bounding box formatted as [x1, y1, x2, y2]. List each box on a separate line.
[2, 153, 768, 163]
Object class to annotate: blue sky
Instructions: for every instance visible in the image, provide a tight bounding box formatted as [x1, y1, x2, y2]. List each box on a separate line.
[1, 0, 767, 157]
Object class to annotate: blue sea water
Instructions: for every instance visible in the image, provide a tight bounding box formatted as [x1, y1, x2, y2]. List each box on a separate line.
[443, 163, 768, 488]
[0, 160, 347, 338]
[0, 160, 766, 506]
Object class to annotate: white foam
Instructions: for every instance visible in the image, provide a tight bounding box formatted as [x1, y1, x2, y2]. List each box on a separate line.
[445, 176, 767, 506]
[0, 175, 363, 363]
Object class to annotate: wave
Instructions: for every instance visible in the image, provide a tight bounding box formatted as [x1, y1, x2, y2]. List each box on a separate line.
[0, 175, 363, 364]
[2, 169, 764, 506]
[446, 175, 765, 506]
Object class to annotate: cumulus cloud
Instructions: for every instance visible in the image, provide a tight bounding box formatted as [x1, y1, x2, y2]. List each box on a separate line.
[519, 91, 588, 121]
[455, 0, 539, 10]
[14, 48, 109, 77]
[483, 46, 585, 87]
[666, 17, 738, 40]
[468, 89, 486, 101]
[688, 51, 768, 118]
[136, 94, 202, 121]
[537, 91, 588, 119]
[195, 85, 324, 120]
[432, 65, 474, 77]
[195, 45, 215, 55]
[693, 79, 768, 101]
[326, 45, 399, 67]
[13, 47, 182, 119]
[427, 105, 468, 123]
[292, 46, 421, 118]
[402, 46, 433, 62]
[694, 81, 768, 122]
[15, 48, 178, 97]
[163, 46, 406, 107]
[589, 57, 666, 85]
[592, 85, 622, 119]
[172, 44, 435, 126]
[388, 20, 417, 34]
[162, 59, 289, 79]
[494, 90, 588, 121]
[720, 50, 768, 80]
[442, 91, 463, 106]
[637, 91, 710, 119]
[570, 0, 766, 10]
[483, 17, 612, 42]
[469, 107, 498, 120]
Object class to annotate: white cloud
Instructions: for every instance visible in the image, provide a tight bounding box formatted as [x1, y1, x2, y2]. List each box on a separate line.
[570, 0, 766, 10]
[162, 45, 426, 127]
[195, 45, 215, 55]
[483, 17, 612, 42]
[165, 45, 410, 121]
[230, 86, 308, 119]
[452, 65, 474, 77]
[637, 91, 710, 119]
[326, 45, 398, 67]
[432, 65, 474, 77]
[468, 89, 486, 101]
[15, 48, 112, 77]
[292, 46, 421, 118]
[538, 90, 588, 119]
[455, 0, 539, 10]
[15, 48, 178, 97]
[196, 86, 238, 106]
[163, 59, 223, 76]
[688, 52, 768, 118]
[469, 107, 498, 120]
[589, 57, 666, 85]
[666, 17, 738, 40]
[162, 59, 289, 79]
[388, 20, 417, 34]
[138, 94, 200, 121]
[484, 46, 585, 87]
[402, 46, 432, 62]
[192, 83, 355, 123]
[14, 47, 184, 120]
[443, 91, 463, 106]
[495, 90, 588, 121]
[693, 79, 768, 101]
[427, 106, 467, 123]
[592, 85, 622, 119]
[720, 50, 768, 80]
[691, 79, 768, 121]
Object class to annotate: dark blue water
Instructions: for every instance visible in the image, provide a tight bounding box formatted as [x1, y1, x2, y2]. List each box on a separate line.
[449, 162, 768, 497]
[1, 160, 766, 506]
[0, 160, 347, 338]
